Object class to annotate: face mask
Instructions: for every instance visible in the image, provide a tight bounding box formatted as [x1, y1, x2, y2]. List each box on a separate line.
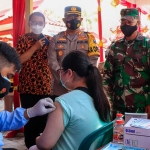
[59, 71, 71, 91]
[120, 24, 137, 37]
[66, 19, 81, 30]
[0, 74, 10, 98]
[30, 25, 44, 34]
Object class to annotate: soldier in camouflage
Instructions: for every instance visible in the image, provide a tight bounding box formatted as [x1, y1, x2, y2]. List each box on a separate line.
[103, 8, 150, 119]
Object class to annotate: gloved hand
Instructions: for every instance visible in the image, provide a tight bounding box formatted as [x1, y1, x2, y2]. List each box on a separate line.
[27, 98, 56, 118]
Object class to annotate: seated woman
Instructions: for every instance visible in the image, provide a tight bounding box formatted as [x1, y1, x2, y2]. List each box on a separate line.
[30, 51, 111, 150]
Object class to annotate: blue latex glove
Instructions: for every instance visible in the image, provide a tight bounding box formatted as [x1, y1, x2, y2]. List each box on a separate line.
[0, 133, 4, 147]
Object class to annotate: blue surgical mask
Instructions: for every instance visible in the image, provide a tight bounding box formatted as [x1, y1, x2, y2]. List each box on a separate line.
[59, 70, 71, 91]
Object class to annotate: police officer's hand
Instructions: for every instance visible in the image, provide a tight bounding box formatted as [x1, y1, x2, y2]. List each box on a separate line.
[33, 38, 45, 50]
[145, 105, 150, 119]
[27, 98, 56, 118]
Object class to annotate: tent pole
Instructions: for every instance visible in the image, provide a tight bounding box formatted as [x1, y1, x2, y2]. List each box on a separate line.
[25, 0, 33, 33]
[97, 0, 104, 62]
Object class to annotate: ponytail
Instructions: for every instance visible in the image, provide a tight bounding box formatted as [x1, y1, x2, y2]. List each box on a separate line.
[86, 65, 111, 122]
[62, 51, 111, 122]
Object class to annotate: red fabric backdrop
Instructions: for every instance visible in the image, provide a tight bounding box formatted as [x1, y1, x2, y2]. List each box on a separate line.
[4, 0, 25, 138]
[13, 0, 25, 109]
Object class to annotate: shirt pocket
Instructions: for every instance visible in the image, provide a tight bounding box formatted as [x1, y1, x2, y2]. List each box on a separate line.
[113, 51, 125, 71]
[133, 51, 148, 71]
[130, 51, 149, 88]
[76, 40, 88, 52]
[56, 42, 67, 61]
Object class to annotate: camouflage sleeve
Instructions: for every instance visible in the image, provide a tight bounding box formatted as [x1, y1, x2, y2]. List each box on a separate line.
[87, 32, 100, 66]
[103, 45, 115, 102]
[147, 40, 150, 105]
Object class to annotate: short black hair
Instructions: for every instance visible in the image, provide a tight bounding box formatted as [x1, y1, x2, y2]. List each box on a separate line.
[29, 12, 45, 22]
[0, 42, 21, 72]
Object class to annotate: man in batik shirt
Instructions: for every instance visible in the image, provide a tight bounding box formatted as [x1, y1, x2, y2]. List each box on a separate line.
[16, 12, 53, 148]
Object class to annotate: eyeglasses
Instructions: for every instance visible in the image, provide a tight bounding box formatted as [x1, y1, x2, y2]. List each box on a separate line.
[57, 69, 65, 75]
[120, 19, 136, 26]
[30, 21, 44, 26]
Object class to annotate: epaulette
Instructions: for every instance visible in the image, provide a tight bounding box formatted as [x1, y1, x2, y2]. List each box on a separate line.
[54, 31, 65, 37]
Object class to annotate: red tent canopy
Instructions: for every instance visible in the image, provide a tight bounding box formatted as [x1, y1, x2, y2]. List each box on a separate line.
[0, 0, 45, 43]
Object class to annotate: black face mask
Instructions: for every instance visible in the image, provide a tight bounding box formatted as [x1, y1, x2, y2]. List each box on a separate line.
[120, 24, 137, 37]
[66, 19, 81, 30]
[0, 74, 10, 98]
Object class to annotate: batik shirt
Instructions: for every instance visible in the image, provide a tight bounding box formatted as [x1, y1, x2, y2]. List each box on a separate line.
[16, 33, 53, 95]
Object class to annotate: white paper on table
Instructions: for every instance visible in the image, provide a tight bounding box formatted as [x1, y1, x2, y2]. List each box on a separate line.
[129, 118, 150, 129]
[101, 142, 147, 150]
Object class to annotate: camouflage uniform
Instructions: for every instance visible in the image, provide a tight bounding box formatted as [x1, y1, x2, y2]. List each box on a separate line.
[103, 8, 150, 119]
[48, 6, 99, 96]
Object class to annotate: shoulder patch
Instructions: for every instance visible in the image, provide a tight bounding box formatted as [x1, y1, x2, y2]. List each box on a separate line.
[87, 33, 100, 56]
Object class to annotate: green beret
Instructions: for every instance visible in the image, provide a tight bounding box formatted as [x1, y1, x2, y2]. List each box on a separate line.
[120, 8, 139, 21]
[64, 6, 81, 15]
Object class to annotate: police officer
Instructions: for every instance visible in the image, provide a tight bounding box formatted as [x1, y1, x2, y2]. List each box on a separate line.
[48, 6, 100, 96]
[103, 8, 150, 119]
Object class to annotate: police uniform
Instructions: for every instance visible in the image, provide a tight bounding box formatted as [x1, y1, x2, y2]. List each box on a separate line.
[103, 8, 150, 119]
[48, 6, 100, 96]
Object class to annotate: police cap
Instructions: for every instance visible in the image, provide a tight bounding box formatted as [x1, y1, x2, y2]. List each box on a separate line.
[64, 6, 81, 16]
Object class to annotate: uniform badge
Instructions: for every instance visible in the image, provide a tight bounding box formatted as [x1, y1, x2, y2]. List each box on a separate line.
[58, 38, 66, 41]
[82, 36, 87, 40]
[71, 7, 76, 11]
[58, 45, 63, 49]
[77, 23, 81, 27]
[58, 50, 63, 56]
[81, 44, 85, 49]
[93, 39, 97, 43]
[0, 88, 6, 94]
[78, 36, 87, 40]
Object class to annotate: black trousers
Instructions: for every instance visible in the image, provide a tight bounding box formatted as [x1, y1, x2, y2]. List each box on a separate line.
[20, 94, 56, 148]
